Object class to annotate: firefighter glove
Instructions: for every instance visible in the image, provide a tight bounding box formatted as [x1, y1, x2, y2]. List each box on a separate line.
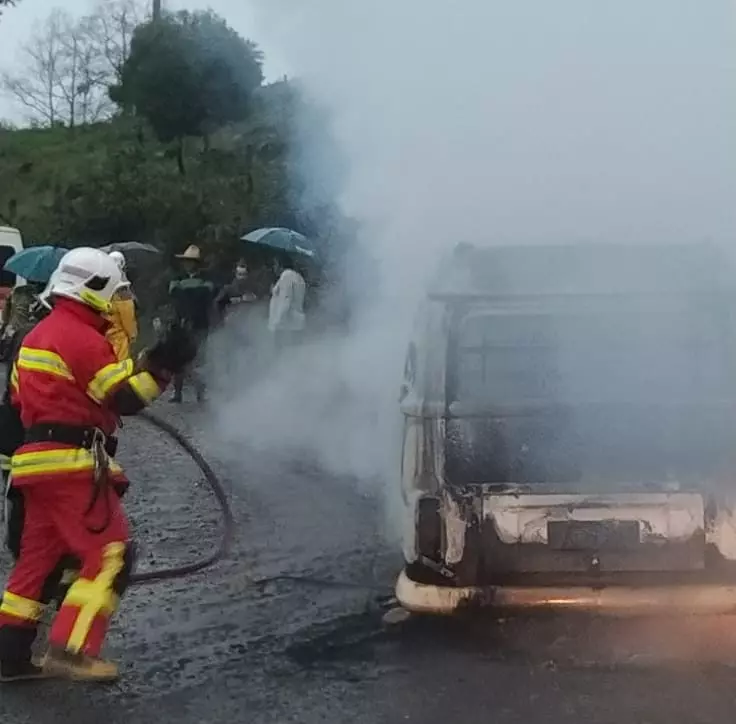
[143, 323, 198, 375]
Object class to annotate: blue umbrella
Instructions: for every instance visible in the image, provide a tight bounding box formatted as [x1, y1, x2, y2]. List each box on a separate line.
[4, 246, 68, 283]
[241, 227, 316, 258]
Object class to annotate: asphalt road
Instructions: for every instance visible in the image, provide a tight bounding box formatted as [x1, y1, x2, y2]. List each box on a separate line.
[2, 402, 736, 724]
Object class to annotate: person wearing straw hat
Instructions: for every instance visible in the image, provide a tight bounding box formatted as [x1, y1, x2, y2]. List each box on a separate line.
[167, 244, 215, 403]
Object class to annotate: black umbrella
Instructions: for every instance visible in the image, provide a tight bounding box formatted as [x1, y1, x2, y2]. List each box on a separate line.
[99, 241, 160, 254]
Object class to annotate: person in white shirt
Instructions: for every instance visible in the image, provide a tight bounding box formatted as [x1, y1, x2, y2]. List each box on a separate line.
[268, 257, 306, 349]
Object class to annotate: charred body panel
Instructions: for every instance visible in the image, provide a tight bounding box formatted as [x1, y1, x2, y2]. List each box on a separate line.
[408, 486, 736, 584]
[445, 407, 736, 489]
[443, 293, 736, 488]
[480, 492, 706, 578]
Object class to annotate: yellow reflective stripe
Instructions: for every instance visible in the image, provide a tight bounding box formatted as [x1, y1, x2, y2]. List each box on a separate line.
[87, 359, 134, 403]
[79, 289, 112, 315]
[128, 371, 161, 404]
[17, 347, 73, 381]
[10, 363, 18, 392]
[0, 454, 11, 471]
[0, 592, 43, 622]
[66, 543, 125, 653]
[62, 580, 118, 615]
[12, 449, 96, 476]
[11, 449, 123, 478]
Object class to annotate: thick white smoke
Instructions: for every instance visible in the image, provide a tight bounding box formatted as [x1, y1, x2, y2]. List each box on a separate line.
[248, 0, 736, 247]
[209, 0, 736, 531]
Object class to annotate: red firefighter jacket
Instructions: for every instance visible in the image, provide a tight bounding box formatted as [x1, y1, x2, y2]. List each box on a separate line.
[9, 298, 167, 486]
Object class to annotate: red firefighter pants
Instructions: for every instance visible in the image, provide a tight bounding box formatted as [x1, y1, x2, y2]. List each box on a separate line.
[0, 480, 130, 658]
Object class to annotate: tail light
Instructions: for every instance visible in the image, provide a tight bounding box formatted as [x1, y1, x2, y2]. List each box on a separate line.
[416, 496, 442, 559]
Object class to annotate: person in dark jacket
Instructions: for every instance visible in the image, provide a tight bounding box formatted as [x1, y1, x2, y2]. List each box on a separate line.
[215, 260, 257, 329]
[0, 283, 45, 361]
[168, 245, 216, 403]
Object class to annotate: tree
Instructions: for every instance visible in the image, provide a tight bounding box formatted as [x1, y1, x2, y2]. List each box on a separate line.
[84, 0, 147, 86]
[1, 9, 114, 127]
[111, 10, 263, 174]
[0, 0, 18, 19]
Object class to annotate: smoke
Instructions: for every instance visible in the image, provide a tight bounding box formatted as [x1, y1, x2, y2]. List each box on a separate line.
[248, 0, 736, 246]
[207, 0, 736, 530]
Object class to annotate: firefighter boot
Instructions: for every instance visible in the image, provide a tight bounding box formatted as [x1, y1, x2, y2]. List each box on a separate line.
[41, 646, 119, 683]
[170, 373, 184, 403]
[0, 625, 51, 683]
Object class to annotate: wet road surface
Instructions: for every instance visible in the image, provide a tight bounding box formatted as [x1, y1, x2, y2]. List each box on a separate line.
[2, 402, 736, 723]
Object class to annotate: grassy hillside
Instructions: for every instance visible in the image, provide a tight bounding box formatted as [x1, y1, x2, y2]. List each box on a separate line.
[0, 81, 296, 262]
[0, 79, 356, 323]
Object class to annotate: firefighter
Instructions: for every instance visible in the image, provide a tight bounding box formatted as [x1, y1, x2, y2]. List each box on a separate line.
[0, 247, 196, 683]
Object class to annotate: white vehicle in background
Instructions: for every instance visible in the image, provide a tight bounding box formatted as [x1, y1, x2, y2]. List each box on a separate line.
[0, 227, 24, 313]
[397, 242, 736, 616]
[0, 227, 25, 360]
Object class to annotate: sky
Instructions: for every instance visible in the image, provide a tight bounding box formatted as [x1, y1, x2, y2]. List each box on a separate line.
[0, 0, 290, 120]
[246, 0, 736, 250]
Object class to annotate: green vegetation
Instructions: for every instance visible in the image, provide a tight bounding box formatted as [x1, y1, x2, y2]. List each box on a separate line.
[0, 0, 358, 329]
[0, 3, 353, 301]
[0, 80, 296, 261]
[111, 11, 264, 174]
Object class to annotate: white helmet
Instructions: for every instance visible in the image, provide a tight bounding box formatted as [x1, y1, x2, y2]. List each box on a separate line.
[108, 250, 126, 271]
[42, 247, 124, 314]
[108, 250, 131, 288]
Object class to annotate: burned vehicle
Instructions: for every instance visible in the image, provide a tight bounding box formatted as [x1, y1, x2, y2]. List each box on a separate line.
[396, 243, 736, 615]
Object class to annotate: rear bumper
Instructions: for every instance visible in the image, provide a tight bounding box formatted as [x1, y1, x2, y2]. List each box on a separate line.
[395, 569, 736, 616]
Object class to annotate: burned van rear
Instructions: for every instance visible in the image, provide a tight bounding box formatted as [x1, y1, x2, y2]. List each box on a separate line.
[397, 244, 736, 614]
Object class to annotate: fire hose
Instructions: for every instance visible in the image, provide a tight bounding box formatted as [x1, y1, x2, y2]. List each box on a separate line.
[0, 341, 385, 594]
[130, 411, 390, 598]
[130, 410, 235, 585]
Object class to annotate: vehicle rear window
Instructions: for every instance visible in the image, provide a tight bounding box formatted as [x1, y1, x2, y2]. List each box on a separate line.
[448, 299, 734, 407]
[0, 246, 17, 288]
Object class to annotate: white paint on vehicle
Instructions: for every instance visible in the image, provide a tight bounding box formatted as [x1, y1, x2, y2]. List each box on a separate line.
[401, 489, 424, 563]
[706, 500, 736, 560]
[483, 493, 704, 545]
[395, 570, 736, 616]
[441, 492, 468, 565]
